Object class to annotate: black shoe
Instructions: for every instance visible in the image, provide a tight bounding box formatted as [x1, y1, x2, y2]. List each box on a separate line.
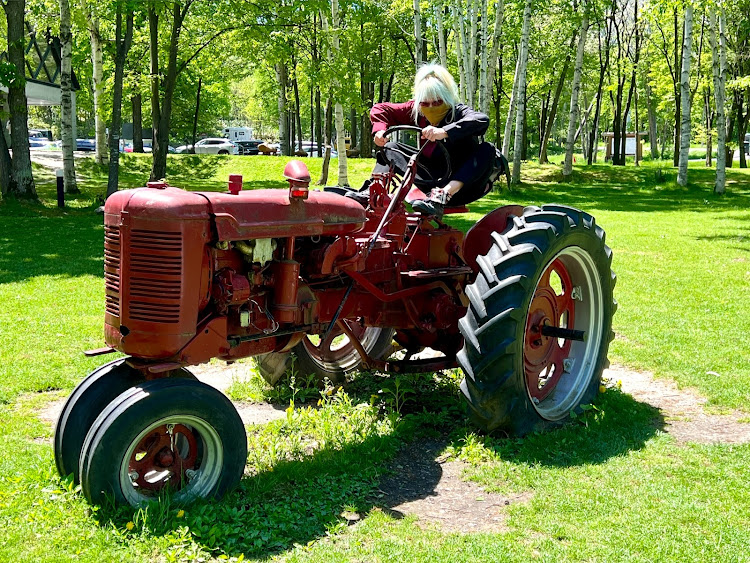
[344, 188, 370, 206]
[411, 198, 444, 219]
[411, 188, 450, 219]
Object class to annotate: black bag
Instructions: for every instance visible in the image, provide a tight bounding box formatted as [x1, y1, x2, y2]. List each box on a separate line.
[487, 148, 511, 191]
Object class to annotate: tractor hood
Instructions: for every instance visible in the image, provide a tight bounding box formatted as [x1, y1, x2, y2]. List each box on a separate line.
[104, 185, 367, 241]
[204, 189, 366, 240]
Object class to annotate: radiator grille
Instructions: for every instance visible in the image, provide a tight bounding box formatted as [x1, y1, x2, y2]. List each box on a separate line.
[104, 225, 121, 317]
[127, 229, 183, 324]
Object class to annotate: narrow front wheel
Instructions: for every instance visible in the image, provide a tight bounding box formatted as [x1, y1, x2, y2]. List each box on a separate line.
[79, 378, 247, 507]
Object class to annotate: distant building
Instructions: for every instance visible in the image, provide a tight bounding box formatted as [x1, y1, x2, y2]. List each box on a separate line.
[0, 23, 80, 138]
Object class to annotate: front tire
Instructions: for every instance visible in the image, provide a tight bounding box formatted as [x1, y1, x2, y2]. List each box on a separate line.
[54, 359, 194, 482]
[79, 378, 247, 507]
[458, 205, 616, 435]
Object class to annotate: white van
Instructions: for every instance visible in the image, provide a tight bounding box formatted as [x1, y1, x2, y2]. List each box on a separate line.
[223, 127, 253, 143]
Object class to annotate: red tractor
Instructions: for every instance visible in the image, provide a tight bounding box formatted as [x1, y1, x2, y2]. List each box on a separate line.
[55, 126, 615, 507]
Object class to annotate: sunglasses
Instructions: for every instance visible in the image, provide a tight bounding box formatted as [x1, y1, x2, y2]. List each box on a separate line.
[419, 99, 445, 108]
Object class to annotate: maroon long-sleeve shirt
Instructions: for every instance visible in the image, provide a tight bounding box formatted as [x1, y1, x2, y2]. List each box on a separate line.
[370, 101, 489, 145]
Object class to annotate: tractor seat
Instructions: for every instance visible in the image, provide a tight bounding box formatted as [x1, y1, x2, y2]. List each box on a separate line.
[443, 206, 468, 214]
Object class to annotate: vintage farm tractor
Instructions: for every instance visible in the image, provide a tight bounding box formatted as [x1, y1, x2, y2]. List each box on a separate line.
[55, 126, 615, 507]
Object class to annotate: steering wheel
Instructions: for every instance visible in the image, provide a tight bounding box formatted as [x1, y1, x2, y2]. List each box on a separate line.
[380, 125, 452, 188]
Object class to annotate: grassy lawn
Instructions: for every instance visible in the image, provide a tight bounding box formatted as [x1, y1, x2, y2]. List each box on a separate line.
[1, 153, 749, 561]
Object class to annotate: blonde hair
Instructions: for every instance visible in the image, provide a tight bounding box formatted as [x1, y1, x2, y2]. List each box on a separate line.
[412, 64, 460, 122]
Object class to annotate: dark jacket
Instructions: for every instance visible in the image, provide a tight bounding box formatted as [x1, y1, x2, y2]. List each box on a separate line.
[370, 101, 489, 152]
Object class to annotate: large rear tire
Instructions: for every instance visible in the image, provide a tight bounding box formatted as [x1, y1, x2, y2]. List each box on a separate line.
[255, 324, 395, 385]
[458, 205, 616, 435]
[79, 378, 246, 507]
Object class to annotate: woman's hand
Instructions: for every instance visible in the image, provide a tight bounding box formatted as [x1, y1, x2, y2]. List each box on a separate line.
[421, 126, 448, 142]
[374, 130, 390, 147]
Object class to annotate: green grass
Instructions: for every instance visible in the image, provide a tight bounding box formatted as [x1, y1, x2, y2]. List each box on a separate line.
[1, 153, 749, 561]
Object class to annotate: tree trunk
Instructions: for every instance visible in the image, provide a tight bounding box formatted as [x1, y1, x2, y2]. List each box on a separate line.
[673, 8, 681, 167]
[106, 4, 134, 198]
[704, 87, 713, 166]
[677, 3, 693, 186]
[3, 0, 36, 198]
[487, 0, 505, 103]
[437, 0, 448, 67]
[503, 55, 521, 157]
[512, 0, 532, 185]
[315, 89, 322, 157]
[645, 80, 659, 159]
[293, 68, 303, 152]
[478, 0, 490, 114]
[539, 37, 575, 164]
[191, 77, 202, 153]
[318, 98, 333, 185]
[350, 107, 357, 151]
[563, 11, 589, 177]
[0, 115, 11, 196]
[275, 63, 289, 156]
[738, 94, 748, 169]
[328, 0, 348, 185]
[132, 94, 144, 152]
[413, 0, 422, 69]
[88, 17, 107, 165]
[149, 2, 196, 182]
[710, 8, 726, 193]
[469, 0, 478, 105]
[60, 0, 78, 193]
[588, 16, 611, 165]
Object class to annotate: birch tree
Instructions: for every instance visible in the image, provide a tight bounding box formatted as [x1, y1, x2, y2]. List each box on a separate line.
[710, 6, 727, 194]
[677, 2, 694, 186]
[502, 56, 521, 157]
[81, 1, 107, 165]
[60, 0, 78, 194]
[563, 8, 589, 177]
[512, 0, 533, 185]
[322, 1, 348, 186]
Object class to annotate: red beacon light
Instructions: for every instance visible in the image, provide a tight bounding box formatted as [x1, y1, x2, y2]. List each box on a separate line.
[228, 174, 243, 195]
[283, 160, 311, 200]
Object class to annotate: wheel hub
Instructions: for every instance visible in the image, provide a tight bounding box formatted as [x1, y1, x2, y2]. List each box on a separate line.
[524, 259, 575, 401]
[128, 424, 198, 491]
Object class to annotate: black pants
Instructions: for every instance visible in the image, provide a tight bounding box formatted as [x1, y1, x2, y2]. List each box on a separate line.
[371, 141, 496, 206]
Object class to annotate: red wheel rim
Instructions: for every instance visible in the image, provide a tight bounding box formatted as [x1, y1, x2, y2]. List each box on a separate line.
[524, 259, 576, 401]
[303, 320, 366, 363]
[128, 423, 199, 492]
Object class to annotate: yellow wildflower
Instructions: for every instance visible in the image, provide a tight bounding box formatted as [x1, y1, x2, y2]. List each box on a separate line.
[176, 510, 185, 518]
[125, 521, 135, 531]
[598, 385, 606, 394]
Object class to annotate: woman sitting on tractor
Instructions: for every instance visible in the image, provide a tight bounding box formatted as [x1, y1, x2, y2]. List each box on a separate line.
[348, 64, 498, 219]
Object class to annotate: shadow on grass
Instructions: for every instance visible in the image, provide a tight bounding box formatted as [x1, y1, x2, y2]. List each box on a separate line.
[0, 200, 104, 284]
[95, 374, 663, 559]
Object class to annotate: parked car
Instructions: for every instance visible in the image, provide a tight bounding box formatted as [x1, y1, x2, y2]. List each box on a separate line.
[236, 139, 264, 155]
[193, 138, 238, 155]
[28, 137, 52, 148]
[745, 133, 749, 156]
[76, 139, 96, 151]
[296, 141, 337, 157]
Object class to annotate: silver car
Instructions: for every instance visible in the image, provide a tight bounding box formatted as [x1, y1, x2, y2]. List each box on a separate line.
[193, 138, 239, 155]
